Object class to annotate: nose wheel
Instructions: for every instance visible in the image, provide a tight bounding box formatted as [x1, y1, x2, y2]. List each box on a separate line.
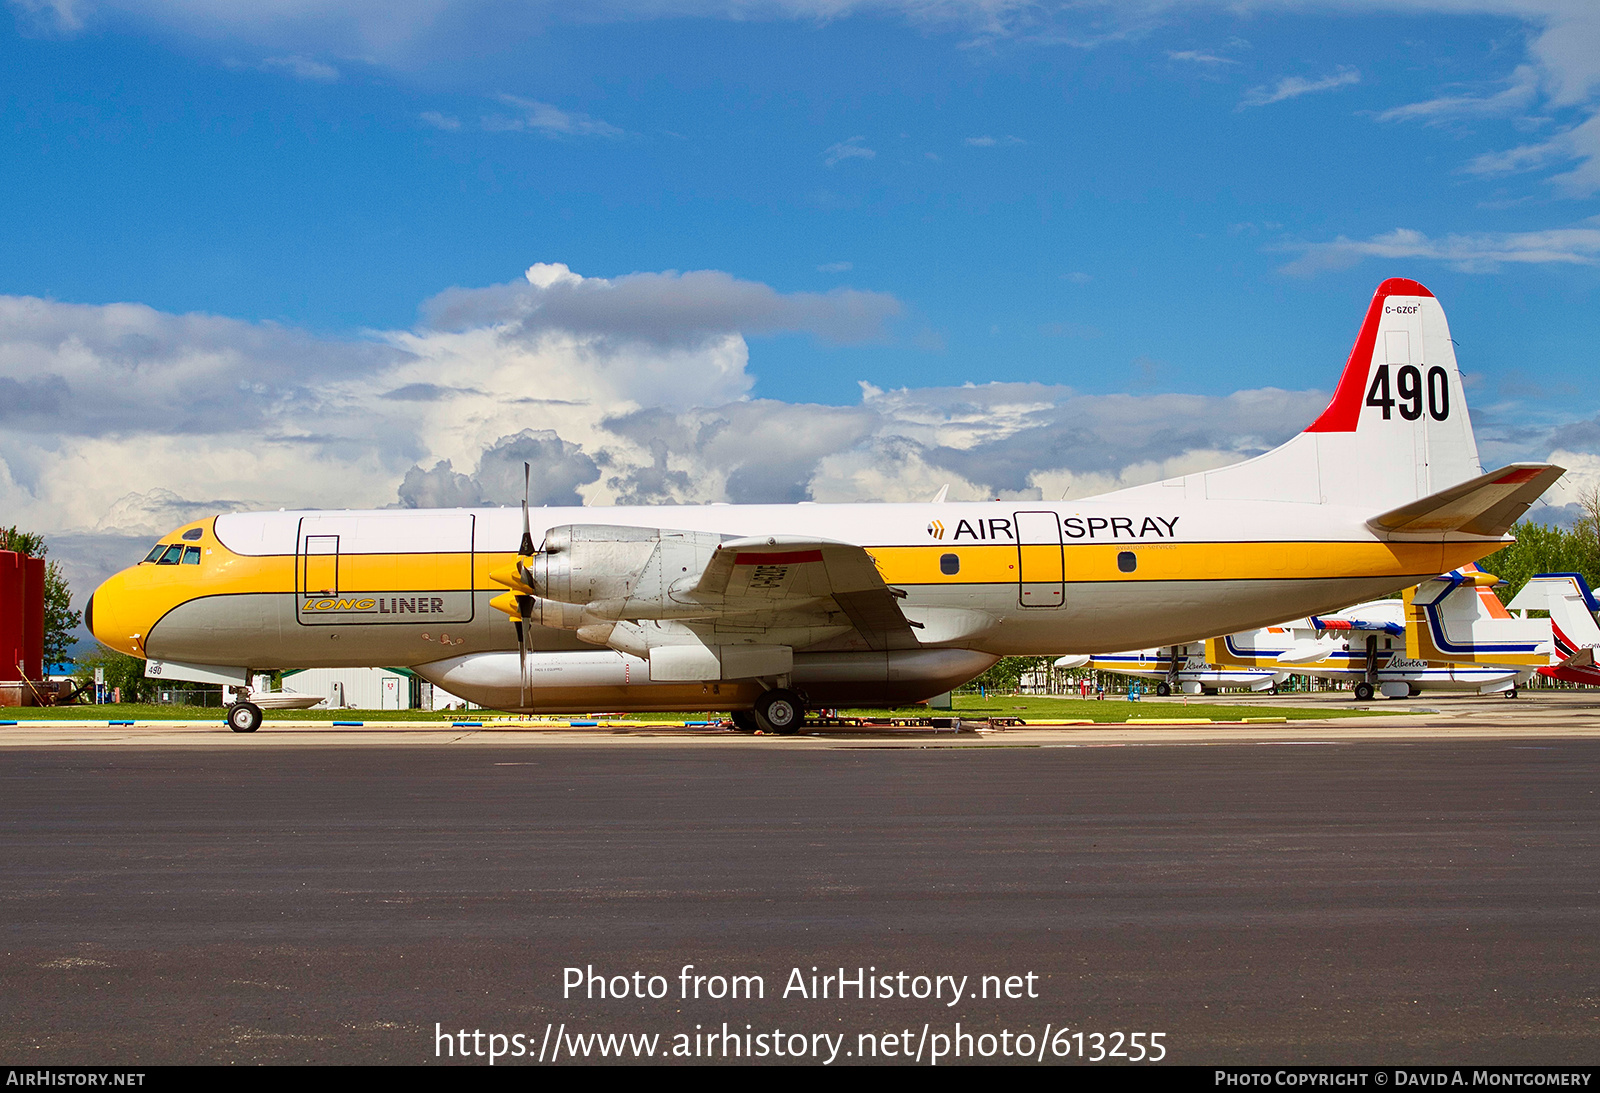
[227, 701, 263, 733]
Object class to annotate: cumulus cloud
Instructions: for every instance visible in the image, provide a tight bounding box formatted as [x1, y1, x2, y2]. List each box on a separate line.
[1277, 222, 1600, 275]
[422, 262, 902, 349]
[398, 430, 600, 508]
[1240, 67, 1360, 108]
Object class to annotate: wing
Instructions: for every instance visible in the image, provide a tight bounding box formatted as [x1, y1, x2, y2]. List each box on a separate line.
[691, 536, 919, 651]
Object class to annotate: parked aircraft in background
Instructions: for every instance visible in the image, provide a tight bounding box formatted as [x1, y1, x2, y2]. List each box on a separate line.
[1507, 573, 1600, 687]
[1057, 646, 1286, 696]
[1203, 566, 1550, 698]
[88, 279, 1562, 731]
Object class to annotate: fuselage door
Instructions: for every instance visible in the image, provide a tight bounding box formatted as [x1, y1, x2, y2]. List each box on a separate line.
[296, 513, 476, 627]
[1014, 510, 1065, 608]
[302, 535, 339, 597]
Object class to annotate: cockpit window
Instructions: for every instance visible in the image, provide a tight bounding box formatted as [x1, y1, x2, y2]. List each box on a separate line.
[157, 544, 184, 565]
[143, 544, 166, 563]
[182, 546, 202, 565]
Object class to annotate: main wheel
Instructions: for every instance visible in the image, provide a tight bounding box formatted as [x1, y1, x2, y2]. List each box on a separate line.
[754, 688, 805, 735]
[227, 701, 263, 733]
[1155, 682, 1171, 697]
[729, 709, 761, 733]
[1354, 682, 1374, 701]
[1503, 687, 1519, 700]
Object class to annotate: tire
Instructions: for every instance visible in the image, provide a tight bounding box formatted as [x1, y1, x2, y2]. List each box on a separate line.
[1504, 687, 1518, 700]
[730, 709, 761, 734]
[754, 688, 804, 735]
[1408, 685, 1422, 697]
[227, 701, 263, 734]
[1354, 682, 1374, 701]
[1155, 682, 1171, 697]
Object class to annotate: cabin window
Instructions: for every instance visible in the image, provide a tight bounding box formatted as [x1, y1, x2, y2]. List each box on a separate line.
[1117, 551, 1137, 573]
[157, 544, 183, 565]
[940, 553, 960, 575]
[182, 546, 202, 565]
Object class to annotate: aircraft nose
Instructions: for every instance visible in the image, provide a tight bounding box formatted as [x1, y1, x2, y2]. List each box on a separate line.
[88, 568, 149, 657]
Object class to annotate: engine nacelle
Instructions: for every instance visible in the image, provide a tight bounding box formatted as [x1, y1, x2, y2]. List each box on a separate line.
[528, 524, 725, 612]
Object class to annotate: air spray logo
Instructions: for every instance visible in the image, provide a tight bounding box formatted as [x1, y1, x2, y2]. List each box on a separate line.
[926, 520, 945, 540]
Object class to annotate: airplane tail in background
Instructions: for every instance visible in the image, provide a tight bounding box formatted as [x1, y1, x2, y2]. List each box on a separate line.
[1509, 573, 1600, 685]
[1112, 279, 1560, 524]
[1404, 565, 1553, 667]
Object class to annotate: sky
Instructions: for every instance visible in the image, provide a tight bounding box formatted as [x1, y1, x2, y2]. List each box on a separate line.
[2, 0, 1599, 608]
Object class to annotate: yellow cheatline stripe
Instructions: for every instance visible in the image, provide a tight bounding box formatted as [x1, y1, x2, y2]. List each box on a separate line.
[869, 541, 1476, 585]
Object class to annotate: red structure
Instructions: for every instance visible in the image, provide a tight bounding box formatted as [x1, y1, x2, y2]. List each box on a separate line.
[0, 550, 46, 686]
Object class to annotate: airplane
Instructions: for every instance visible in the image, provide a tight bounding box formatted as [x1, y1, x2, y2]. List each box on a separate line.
[1055, 647, 1287, 696]
[1506, 573, 1600, 687]
[1203, 566, 1552, 699]
[85, 278, 1564, 733]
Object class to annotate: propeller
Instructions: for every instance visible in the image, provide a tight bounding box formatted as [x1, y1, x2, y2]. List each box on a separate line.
[488, 462, 541, 710]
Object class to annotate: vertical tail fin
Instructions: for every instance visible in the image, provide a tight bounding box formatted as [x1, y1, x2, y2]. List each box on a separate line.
[1114, 279, 1488, 511]
[1510, 574, 1600, 682]
[1404, 566, 1552, 666]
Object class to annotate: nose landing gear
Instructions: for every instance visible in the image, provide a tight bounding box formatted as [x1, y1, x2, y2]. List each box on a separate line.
[226, 701, 263, 733]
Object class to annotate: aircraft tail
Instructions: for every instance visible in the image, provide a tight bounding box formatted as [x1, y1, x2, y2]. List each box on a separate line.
[1111, 279, 1557, 516]
[1509, 573, 1600, 683]
[1403, 565, 1552, 666]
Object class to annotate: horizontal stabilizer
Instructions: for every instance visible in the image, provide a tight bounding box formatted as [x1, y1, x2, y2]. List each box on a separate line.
[1367, 463, 1564, 539]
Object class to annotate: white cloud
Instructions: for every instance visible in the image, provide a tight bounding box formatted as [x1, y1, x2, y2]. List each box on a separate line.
[422, 262, 902, 348]
[823, 136, 875, 166]
[1464, 109, 1600, 196]
[1167, 49, 1236, 65]
[6, 0, 83, 34]
[1240, 67, 1360, 108]
[964, 134, 1024, 146]
[259, 54, 339, 81]
[483, 96, 624, 138]
[1376, 64, 1541, 123]
[1278, 222, 1600, 275]
[419, 110, 460, 130]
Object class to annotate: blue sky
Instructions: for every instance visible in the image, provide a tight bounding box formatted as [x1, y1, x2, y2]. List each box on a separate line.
[2, 0, 1599, 594]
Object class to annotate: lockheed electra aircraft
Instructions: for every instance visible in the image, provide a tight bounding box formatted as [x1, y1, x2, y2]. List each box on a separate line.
[87, 279, 1563, 732]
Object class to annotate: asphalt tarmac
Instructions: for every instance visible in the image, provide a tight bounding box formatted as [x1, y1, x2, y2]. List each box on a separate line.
[3, 693, 1599, 1065]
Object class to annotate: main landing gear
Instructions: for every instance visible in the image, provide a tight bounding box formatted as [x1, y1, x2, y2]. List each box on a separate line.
[227, 701, 263, 733]
[1354, 682, 1375, 701]
[744, 687, 805, 735]
[1155, 682, 1172, 697]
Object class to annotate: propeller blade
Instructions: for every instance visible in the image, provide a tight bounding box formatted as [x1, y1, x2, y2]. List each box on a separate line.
[518, 461, 535, 557]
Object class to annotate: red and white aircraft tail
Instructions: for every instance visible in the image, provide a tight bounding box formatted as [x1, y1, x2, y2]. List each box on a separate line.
[1111, 278, 1560, 534]
[1508, 574, 1600, 686]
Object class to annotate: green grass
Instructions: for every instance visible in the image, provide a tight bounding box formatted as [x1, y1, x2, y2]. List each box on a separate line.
[1, 692, 1372, 724]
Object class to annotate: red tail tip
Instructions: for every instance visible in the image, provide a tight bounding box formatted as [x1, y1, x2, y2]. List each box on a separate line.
[1304, 278, 1438, 433]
